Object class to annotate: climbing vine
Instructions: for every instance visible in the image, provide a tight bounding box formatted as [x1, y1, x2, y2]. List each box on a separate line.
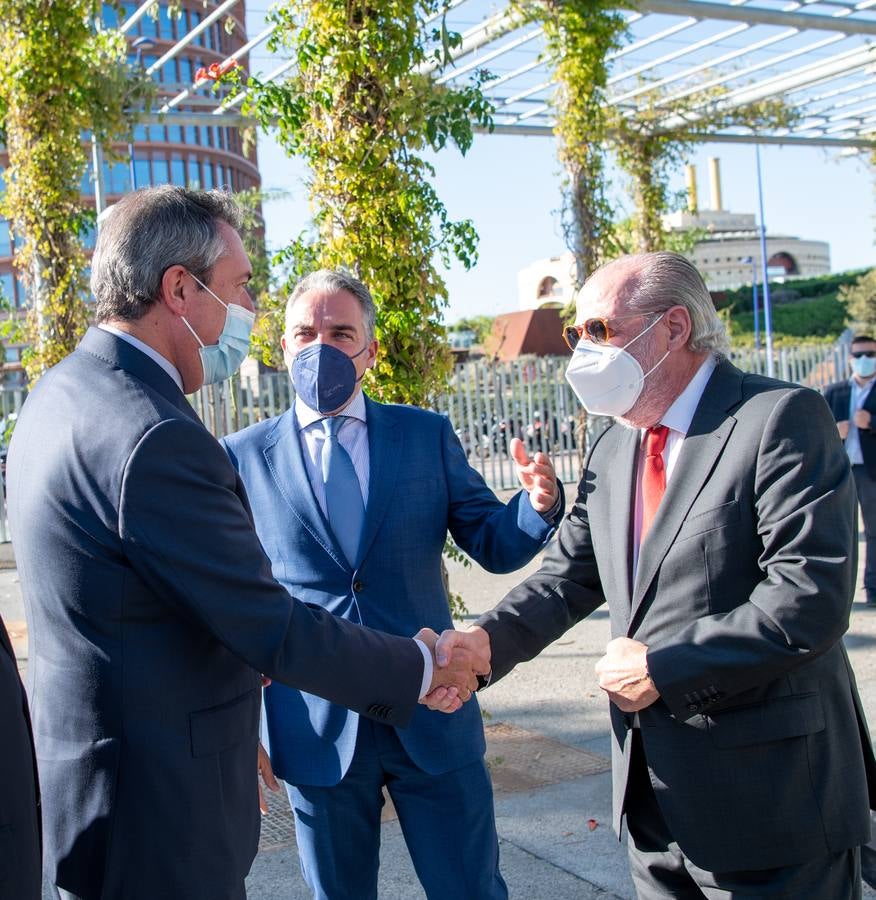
[513, 0, 628, 285]
[0, 0, 150, 381]
[608, 84, 795, 252]
[235, 0, 493, 406]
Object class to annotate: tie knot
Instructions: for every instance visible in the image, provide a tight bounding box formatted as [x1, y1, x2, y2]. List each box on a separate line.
[322, 416, 345, 437]
[645, 425, 669, 457]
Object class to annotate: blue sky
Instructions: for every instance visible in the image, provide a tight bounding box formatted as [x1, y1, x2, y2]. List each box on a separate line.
[257, 131, 874, 325]
[246, 2, 875, 326]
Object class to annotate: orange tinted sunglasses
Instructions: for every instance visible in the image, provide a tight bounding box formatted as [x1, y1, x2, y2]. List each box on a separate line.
[562, 313, 653, 351]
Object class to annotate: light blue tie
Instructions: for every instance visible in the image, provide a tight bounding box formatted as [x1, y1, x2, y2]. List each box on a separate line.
[321, 416, 365, 566]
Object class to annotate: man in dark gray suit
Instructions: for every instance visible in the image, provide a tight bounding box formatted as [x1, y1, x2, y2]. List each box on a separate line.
[438, 251, 876, 898]
[6, 186, 484, 900]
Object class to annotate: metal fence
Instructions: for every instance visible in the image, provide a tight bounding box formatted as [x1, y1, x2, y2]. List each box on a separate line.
[189, 340, 852, 492]
[0, 340, 854, 542]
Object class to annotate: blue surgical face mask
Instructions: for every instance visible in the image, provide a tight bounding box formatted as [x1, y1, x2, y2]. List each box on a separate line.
[180, 273, 255, 385]
[852, 355, 876, 379]
[291, 342, 369, 414]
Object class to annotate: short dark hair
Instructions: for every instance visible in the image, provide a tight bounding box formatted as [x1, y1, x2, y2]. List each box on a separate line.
[91, 186, 243, 323]
[852, 334, 876, 344]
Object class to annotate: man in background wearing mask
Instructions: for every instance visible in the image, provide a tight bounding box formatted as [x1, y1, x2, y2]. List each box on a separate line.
[6, 188, 487, 900]
[437, 251, 876, 898]
[824, 334, 876, 606]
[221, 268, 563, 900]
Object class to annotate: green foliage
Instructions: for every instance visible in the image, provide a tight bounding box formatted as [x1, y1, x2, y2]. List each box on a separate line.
[612, 214, 705, 257]
[515, 0, 627, 283]
[449, 315, 494, 343]
[608, 84, 796, 253]
[235, 0, 493, 407]
[0, 0, 152, 382]
[233, 187, 292, 369]
[728, 291, 848, 347]
[838, 268, 876, 330]
[442, 537, 470, 620]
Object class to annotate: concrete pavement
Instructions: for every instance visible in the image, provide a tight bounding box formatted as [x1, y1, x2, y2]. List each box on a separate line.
[4, 532, 876, 899]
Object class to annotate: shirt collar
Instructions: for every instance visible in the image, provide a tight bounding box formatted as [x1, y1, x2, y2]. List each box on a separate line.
[659, 355, 718, 437]
[295, 390, 368, 430]
[850, 374, 876, 392]
[98, 323, 184, 392]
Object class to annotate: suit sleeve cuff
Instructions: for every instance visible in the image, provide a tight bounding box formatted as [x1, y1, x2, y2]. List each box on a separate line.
[414, 638, 433, 699]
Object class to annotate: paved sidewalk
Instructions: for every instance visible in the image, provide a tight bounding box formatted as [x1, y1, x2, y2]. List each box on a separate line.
[5, 531, 876, 899]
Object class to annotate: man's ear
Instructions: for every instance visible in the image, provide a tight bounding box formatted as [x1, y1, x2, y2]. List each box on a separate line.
[665, 306, 692, 351]
[160, 265, 189, 317]
[280, 335, 294, 371]
[367, 339, 379, 369]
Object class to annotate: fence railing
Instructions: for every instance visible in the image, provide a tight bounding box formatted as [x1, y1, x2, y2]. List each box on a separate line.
[0, 340, 854, 542]
[188, 341, 852, 491]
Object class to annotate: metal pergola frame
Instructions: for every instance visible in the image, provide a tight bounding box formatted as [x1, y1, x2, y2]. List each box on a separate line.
[121, 0, 876, 149]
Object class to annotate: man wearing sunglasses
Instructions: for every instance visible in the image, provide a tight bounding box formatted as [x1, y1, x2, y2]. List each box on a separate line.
[824, 335, 876, 607]
[438, 251, 875, 898]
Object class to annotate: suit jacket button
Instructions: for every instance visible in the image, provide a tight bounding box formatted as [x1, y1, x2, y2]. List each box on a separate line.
[353, 580, 364, 592]
[687, 703, 698, 712]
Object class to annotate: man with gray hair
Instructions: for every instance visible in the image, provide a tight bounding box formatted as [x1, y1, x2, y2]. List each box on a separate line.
[438, 251, 876, 897]
[6, 187, 486, 900]
[221, 267, 564, 899]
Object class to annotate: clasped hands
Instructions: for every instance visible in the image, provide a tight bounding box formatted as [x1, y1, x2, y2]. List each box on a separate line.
[418, 629, 659, 714]
[416, 626, 491, 713]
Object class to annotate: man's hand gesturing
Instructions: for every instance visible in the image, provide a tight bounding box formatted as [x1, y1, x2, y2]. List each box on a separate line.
[510, 437, 559, 514]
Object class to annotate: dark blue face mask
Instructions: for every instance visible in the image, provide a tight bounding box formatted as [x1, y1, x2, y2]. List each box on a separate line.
[291, 343, 369, 414]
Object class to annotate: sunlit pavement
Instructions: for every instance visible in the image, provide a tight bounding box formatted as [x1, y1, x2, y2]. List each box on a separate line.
[4, 520, 875, 899]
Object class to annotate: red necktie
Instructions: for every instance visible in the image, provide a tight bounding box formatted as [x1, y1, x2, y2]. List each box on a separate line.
[641, 425, 669, 542]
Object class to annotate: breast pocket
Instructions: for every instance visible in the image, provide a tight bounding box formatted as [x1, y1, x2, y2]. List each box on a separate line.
[676, 500, 740, 542]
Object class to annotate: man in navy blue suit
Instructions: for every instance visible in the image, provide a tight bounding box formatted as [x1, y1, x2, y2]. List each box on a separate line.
[222, 269, 564, 899]
[0, 612, 40, 898]
[6, 188, 485, 900]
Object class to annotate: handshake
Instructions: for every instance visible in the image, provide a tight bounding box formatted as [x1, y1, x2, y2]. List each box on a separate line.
[415, 626, 491, 714]
[413, 629, 661, 715]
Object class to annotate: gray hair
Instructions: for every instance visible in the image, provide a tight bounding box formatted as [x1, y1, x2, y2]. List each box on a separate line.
[91, 186, 243, 322]
[597, 251, 730, 357]
[286, 269, 377, 341]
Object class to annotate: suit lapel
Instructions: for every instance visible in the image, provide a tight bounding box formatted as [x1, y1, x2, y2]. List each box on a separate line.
[589, 424, 639, 622]
[356, 397, 402, 565]
[630, 361, 741, 626]
[262, 409, 348, 571]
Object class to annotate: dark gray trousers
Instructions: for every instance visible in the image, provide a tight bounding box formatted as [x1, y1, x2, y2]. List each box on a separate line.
[624, 732, 862, 899]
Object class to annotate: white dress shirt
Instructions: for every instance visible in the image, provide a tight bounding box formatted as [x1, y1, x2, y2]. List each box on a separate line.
[98, 324, 184, 392]
[293, 391, 434, 699]
[632, 355, 717, 571]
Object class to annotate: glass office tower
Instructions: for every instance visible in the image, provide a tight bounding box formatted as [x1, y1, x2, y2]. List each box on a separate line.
[0, 1, 261, 384]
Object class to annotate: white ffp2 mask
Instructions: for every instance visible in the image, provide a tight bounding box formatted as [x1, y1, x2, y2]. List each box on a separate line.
[565, 313, 667, 417]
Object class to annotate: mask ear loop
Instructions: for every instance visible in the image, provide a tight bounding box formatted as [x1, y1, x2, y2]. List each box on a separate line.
[188, 271, 229, 311]
[610, 311, 665, 361]
[640, 350, 670, 381]
[180, 315, 205, 349]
